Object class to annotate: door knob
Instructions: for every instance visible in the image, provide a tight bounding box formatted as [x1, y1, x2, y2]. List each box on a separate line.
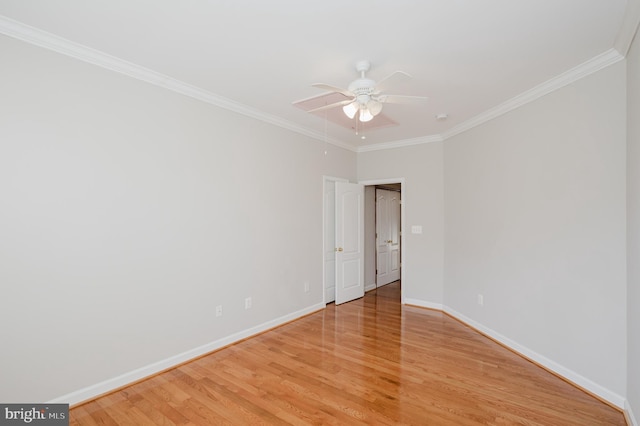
[335, 247, 343, 252]
[387, 240, 393, 243]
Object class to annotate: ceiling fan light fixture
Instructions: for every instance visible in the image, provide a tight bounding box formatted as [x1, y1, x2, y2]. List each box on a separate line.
[359, 108, 373, 122]
[309, 59, 429, 127]
[343, 102, 358, 119]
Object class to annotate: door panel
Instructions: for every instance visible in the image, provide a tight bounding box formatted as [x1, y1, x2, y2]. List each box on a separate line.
[340, 259, 361, 290]
[376, 190, 391, 285]
[388, 191, 401, 283]
[335, 182, 364, 305]
[376, 189, 401, 286]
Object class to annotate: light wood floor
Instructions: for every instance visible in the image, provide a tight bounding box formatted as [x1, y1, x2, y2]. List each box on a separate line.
[70, 282, 626, 425]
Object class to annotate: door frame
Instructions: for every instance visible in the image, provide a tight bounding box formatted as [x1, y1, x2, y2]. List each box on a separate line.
[360, 178, 405, 304]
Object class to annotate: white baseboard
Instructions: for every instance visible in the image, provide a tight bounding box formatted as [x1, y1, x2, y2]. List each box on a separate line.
[49, 297, 628, 414]
[364, 283, 377, 292]
[403, 298, 443, 311]
[443, 305, 626, 409]
[401, 297, 626, 410]
[627, 400, 639, 426]
[49, 302, 325, 406]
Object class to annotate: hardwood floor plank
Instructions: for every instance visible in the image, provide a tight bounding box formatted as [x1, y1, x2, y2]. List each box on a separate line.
[70, 282, 626, 425]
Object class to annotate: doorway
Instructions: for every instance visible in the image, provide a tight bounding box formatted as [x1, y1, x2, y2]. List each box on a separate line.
[323, 177, 405, 305]
[361, 178, 405, 304]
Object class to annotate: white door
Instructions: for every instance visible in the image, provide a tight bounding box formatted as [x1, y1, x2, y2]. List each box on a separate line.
[324, 180, 337, 303]
[376, 189, 401, 286]
[335, 182, 364, 305]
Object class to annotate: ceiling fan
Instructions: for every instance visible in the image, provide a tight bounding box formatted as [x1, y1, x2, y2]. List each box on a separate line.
[308, 60, 428, 122]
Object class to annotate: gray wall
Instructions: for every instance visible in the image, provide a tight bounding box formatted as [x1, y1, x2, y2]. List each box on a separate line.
[358, 59, 629, 405]
[0, 35, 357, 402]
[627, 25, 640, 423]
[358, 142, 445, 305]
[443, 61, 627, 399]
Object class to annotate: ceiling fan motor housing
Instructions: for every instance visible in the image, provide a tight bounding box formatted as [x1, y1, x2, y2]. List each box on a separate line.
[348, 78, 376, 105]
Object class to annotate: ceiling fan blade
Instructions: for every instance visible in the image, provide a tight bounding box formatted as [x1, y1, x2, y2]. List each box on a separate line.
[376, 94, 429, 104]
[307, 98, 354, 113]
[312, 83, 353, 97]
[375, 70, 412, 92]
[368, 100, 383, 116]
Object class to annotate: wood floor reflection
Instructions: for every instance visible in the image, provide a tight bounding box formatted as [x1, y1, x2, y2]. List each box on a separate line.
[70, 282, 626, 425]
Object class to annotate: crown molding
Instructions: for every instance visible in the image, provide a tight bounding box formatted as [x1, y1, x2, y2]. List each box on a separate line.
[357, 135, 443, 152]
[441, 48, 624, 141]
[360, 47, 623, 151]
[0, 15, 625, 154]
[614, 0, 640, 56]
[0, 15, 357, 153]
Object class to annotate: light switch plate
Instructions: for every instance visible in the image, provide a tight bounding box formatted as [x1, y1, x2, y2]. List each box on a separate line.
[411, 225, 423, 234]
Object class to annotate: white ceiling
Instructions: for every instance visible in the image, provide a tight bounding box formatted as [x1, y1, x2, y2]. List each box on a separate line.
[0, 1, 634, 151]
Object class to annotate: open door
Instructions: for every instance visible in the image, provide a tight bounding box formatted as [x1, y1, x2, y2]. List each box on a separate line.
[335, 182, 364, 305]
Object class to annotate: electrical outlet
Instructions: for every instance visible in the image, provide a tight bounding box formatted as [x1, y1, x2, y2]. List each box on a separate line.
[215, 305, 223, 317]
[245, 297, 252, 309]
[477, 294, 484, 306]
